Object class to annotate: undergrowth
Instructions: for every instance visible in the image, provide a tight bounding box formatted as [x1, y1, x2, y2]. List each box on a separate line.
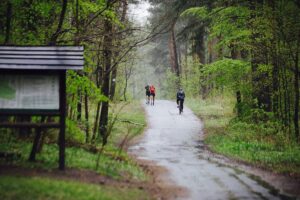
[187, 95, 300, 176]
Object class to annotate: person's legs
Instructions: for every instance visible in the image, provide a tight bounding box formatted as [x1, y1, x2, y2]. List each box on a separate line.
[146, 92, 150, 104]
[152, 94, 155, 105]
[181, 99, 184, 111]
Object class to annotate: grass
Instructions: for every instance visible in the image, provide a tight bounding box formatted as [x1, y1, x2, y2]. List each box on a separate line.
[0, 101, 150, 200]
[0, 102, 146, 180]
[109, 101, 146, 145]
[186, 95, 300, 176]
[0, 176, 150, 200]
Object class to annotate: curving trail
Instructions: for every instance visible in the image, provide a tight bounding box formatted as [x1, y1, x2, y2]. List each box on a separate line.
[130, 100, 291, 200]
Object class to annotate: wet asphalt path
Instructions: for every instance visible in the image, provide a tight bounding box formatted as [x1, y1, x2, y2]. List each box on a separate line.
[129, 100, 289, 200]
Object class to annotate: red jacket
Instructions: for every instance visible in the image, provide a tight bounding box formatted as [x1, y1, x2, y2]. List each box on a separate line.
[149, 85, 155, 94]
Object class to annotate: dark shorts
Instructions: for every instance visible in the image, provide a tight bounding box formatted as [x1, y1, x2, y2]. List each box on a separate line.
[177, 98, 184, 103]
[151, 93, 155, 97]
[146, 91, 151, 96]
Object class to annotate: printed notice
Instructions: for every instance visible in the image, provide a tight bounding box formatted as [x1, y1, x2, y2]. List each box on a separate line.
[0, 75, 59, 110]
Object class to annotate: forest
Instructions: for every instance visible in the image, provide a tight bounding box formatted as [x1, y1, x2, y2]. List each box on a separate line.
[0, 0, 300, 199]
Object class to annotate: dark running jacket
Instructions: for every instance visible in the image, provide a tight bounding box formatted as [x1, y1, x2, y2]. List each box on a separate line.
[177, 90, 185, 100]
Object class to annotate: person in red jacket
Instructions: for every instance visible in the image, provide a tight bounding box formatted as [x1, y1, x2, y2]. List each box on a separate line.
[149, 85, 156, 105]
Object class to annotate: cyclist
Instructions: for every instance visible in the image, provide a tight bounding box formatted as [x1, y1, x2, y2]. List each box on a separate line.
[177, 88, 185, 112]
[149, 85, 156, 105]
[145, 84, 150, 104]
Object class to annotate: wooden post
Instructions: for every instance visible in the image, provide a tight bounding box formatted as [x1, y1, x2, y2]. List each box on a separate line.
[59, 70, 66, 170]
[29, 116, 46, 161]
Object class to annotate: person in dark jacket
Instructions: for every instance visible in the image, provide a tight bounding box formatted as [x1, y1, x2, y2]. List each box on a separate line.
[145, 84, 150, 104]
[176, 88, 185, 109]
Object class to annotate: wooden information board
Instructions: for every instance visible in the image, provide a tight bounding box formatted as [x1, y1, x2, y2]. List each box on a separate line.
[0, 46, 84, 170]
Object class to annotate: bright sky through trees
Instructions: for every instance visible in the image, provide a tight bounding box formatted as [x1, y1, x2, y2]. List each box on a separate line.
[128, 1, 150, 25]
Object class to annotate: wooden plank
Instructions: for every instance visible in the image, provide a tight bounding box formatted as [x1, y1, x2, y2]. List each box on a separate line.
[0, 64, 83, 70]
[0, 51, 83, 56]
[0, 122, 60, 128]
[59, 70, 66, 170]
[0, 111, 61, 116]
[0, 55, 83, 59]
[0, 58, 83, 65]
[0, 46, 83, 51]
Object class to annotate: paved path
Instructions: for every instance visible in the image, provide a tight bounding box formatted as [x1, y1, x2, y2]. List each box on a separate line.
[130, 100, 290, 200]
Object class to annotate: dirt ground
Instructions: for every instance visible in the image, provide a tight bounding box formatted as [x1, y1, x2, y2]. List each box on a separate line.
[0, 163, 185, 200]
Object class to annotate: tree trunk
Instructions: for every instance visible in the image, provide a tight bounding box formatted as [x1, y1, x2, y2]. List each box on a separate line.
[29, 117, 46, 162]
[92, 44, 103, 143]
[49, 0, 68, 45]
[272, 53, 279, 116]
[84, 89, 89, 143]
[192, 27, 206, 64]
[236, 91, 242, 117]
[123, 75, 128, 101]
[168, 21, 180, 78]
[77, 91, 82, 121]
[92, 101, 101, 143]
[231, 45, 242, 116]
[5, 1, 12, 44]
[294, 50, 299, 141]
[99, 5, 113, 145]
[74, 0, 83, 120]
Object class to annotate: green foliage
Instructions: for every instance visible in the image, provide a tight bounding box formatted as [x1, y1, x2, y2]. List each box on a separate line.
[109, 102, 146, 144]
[66, 71, 108, 119]
[235, 108, 275, 124]
[180, 7, 209, 20]
[0, 176, 150, 200]
[181, 5, 252, 51]
[181, 60, 202, 97]
[203, 58, 251, 91]
[210, 6, 251, 49]
[160, 69, 180, 99]
[67, 71, 108, 102]
[66, 118, 85, 143]
[206, 122, 300, 175]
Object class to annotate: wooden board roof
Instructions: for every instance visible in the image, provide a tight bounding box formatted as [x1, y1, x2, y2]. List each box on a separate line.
[0, 46, 84, 70]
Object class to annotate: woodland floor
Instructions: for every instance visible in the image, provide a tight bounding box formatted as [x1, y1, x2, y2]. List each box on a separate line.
[0, 161, 184, 200]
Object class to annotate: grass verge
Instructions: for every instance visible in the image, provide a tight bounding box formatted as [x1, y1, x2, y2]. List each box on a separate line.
[0, 101, 150, 199]
[0, 176, 150, 200]
[186, 95, 300, 176]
